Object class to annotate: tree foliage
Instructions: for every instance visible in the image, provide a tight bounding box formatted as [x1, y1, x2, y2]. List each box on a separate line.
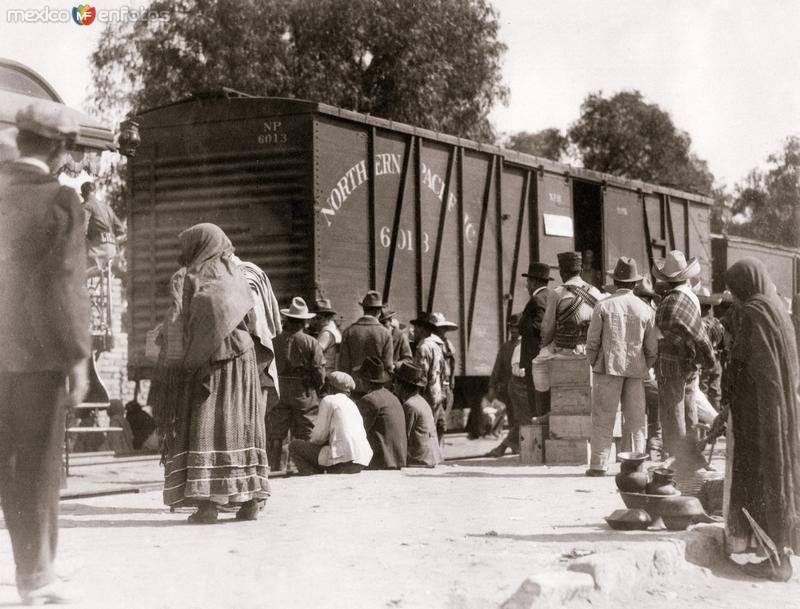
[567, 90, 714, 195]
[719, 136, 800, 247]
[504, 128, 567, 162]
[89, 0, 508, 140]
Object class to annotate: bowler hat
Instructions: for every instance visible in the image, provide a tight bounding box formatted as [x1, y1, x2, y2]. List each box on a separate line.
[360, 290, 384, 308]
[610, 257, 643, 283]
[280, 296, 316, 320]
[652, 250, 700, 282]
[354, 356, 392, 384]
[557, 251, 583, 273]
[314, 298, 337, 315]
[394, 362, 426, 388]
[326, 371, 356, 393]
[410, 311, 432, 328]
[16, 102, 78, 141]
[522, 262, 553, 281]
[428, 312, 458, 331]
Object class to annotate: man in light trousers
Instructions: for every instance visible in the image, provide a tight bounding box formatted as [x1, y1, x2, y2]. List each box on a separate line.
[585, 257, 658, 476]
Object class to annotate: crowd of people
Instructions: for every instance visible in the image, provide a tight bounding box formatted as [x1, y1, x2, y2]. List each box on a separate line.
[0, 102, 799, 604]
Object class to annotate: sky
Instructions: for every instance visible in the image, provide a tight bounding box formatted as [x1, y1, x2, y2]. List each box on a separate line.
[1, 0, 798, 186]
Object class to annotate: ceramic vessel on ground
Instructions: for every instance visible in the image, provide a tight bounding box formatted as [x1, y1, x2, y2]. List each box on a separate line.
[658, 495, 720, 530]
[615, 452, 649, 493]
[604, 508, 652, 531]
[646, 467, 679, 496]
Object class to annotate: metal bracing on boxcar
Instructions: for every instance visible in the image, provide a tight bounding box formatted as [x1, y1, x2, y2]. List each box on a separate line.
[507, 170, 531, 322]
[466, 154, 497, 344]
[494, 156, 506, 347]
[383, 135, 414, 302]
[639, 190, 656, 274]
[456, 147, 467, 374]
[367, 126, 377, 290]
[414, 137, 423, 313]
[426, 144, 456, 314]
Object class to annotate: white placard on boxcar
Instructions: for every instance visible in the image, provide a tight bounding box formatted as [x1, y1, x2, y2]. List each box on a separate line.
[543, 213, 574, 237]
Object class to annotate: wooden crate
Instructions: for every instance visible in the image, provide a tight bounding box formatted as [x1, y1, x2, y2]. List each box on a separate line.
[545, 438, 590, 465]
[519, 417, 548, 465]
[549, 357, 591, 387]
[550, 386, 591, 415]
[549, 414, 592, 439]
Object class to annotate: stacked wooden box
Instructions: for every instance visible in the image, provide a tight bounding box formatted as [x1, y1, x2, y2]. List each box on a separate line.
[545, 357, 593, 465]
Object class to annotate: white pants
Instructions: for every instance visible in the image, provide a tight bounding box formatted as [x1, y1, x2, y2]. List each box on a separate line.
[590, 373, 646, 470]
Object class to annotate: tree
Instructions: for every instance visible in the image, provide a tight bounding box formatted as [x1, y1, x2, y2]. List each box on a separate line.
[89, 0, 508, 141]
[567, 90, 714, 195]
[723, 136, 800, 247]
[504, 128, 567, 162]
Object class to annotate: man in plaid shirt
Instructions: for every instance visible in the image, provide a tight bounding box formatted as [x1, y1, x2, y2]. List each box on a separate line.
[653, 251, 715, 462]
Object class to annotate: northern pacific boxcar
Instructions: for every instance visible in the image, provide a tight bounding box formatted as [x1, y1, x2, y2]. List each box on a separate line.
[126, 91, 713, 403]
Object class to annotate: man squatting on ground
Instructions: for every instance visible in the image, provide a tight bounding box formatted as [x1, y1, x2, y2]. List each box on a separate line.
[393, 362, 442, 468]
[0, 103, 90, 606]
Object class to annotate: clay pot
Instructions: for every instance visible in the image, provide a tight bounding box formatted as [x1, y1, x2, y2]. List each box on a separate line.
[658, 495, 719, 530]
[615, 452, 649, 493]
[605, 509, 652, 531]
[646, 467, 679, 496]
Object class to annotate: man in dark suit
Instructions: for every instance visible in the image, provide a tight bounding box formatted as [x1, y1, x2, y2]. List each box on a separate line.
[0, 103, 90, 605]
[519, 262, 556, 417]
[339, 290, 393, 396]
[356, 356, 407, 469]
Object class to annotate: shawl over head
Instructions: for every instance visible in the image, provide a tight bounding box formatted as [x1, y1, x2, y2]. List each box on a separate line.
[178, 223, 253, 369]
[724, 257, 800, 552]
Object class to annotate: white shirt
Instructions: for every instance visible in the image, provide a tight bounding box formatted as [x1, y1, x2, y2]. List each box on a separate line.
[310, 393, 373, 467]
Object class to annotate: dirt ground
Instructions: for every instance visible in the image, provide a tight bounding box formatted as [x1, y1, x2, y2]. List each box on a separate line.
[1, 441, 799, 609]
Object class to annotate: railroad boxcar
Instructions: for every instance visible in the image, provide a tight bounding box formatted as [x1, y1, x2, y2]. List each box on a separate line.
[712, 233, 800, 300]
[126, 91, 713, 405]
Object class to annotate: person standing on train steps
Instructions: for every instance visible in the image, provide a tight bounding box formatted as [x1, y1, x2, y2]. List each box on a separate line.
[584, 257, 658, 476]
[0, 103, 89, 606]
[339, 290, 393, 397]
[531, 252, 601, 415]
[652, 250, 715, 465]
[411, 312, 449, 444]
[269, 297, 326, 471]
[313, 299, 341, 376]
[380, 306, 413, 370]
[518, 262, 556, 418]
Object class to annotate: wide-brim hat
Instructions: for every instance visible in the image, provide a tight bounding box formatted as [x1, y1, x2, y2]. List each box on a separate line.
[609, 256, 643, 283]
[379, 307, 397, 323]
[522, 261, 553, 281]
[693, 286, 722, 306]
[326, 371, 355, 393]
[280, 296, 316, 320]
[557, 251, 583, 273]
[360, 290, 384, 308]
[314, 298, 337, 315]
[410, 311, 432, 328]
[652, 250, 700, 282]
[429, 312, 458, 331]
[394, 362, 426, 388]
[354, 356, 392, 384]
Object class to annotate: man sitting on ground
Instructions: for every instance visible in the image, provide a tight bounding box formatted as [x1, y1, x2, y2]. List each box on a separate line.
[356, 356, 407, 469]
[393, 362, 442, 468]
[289, 372, 373, 475]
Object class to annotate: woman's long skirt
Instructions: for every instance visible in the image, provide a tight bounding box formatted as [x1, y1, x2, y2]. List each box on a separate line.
[163, 347, 270, 506]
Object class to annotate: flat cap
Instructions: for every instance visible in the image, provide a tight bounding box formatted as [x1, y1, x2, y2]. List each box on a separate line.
[16, 102, 78, 141]
[326, 371, 356, 393]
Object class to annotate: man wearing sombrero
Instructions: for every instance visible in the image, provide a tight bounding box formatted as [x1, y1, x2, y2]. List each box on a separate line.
[268, 297, 326, 470]
[652, 251, 716, 463]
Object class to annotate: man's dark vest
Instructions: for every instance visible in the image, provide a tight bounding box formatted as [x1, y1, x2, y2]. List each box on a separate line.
[554, 284, 598, 349]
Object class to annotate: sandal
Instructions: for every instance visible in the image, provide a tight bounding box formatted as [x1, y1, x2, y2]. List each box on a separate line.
[187, 505, 218, 524]
[235, 499, 260, 521]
